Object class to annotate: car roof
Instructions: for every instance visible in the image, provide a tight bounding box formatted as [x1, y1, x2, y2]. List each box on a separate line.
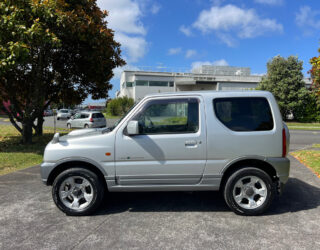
[80, 111, 103, 114]
[144, 90, 273, 99]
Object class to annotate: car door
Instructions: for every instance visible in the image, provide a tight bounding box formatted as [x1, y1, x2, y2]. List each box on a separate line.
[72, 113, 81, 127]
[115, 96, 207, 185]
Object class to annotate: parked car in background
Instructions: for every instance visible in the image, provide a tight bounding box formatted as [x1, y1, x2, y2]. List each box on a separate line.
[57, 109, 71, 120]
[44, 109, 53, 116]
[41, 91, 290, 216]
[66, 111, 106, 129]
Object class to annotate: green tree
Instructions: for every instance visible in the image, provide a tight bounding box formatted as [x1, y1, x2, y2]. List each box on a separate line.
[310, 49, 320, 107]
[0, 0, 125, 143]
[257, 56, 310, 120]
[106, 97, 134, 116]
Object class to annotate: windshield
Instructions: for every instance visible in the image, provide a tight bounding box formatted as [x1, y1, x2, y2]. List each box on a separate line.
[107, 101, 140, 131]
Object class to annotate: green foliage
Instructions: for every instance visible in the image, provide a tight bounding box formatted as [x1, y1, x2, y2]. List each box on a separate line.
[106, 97, 134, 116]
[0, 0, 125, 143]
[294, 92, 320, 122]
[310, 49, 320, 107]
[257, 56, 311, 121]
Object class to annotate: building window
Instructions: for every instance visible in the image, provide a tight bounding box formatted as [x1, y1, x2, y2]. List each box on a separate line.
[149, 81, 169, 87]
[135, 80, 148, 86]
[126, 82, 133, 87]
[169, 82, 174, 87]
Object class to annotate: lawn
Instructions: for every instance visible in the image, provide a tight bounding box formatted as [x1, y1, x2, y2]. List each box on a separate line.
[0, 125, 68, 175]
[103, 113, 121, 120]
[286, 122, 320, 130]
[291, 144, 320, 178]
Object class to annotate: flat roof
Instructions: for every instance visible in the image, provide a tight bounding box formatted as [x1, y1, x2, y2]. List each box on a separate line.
[144, 90, 273, 98]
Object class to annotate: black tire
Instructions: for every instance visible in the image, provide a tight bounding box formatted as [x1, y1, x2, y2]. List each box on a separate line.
[223, 167, 275, 216]
[52, 168, 105, 216]
[67, 123, 72, 129]
[57, 117, 60, 120]
[84, 124, 89, 128]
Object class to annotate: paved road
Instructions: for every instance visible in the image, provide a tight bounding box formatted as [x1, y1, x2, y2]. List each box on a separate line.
[1, 157, 320, 249]
[1, 130, 320, 249]
[290, 130, 320, 151]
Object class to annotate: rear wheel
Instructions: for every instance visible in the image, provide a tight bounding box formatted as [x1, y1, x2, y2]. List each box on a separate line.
[52, 168, 105, 216]
[223, 167, 275, 215]
[84, 124, 89, 128]
[67, 123, 72, 129]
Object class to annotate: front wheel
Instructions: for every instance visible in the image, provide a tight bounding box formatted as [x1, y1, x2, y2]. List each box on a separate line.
[67, 123, 72, 129]
[52, 168, 105, 216]
[223, 167, 275, 216]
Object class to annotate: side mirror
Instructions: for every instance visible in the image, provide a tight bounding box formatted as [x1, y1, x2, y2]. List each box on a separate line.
[126, 120, 139, 135]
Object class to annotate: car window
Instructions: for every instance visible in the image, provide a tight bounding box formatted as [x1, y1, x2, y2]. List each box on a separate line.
[131, 98, 199, 134]
[80, 113, 89, 119]
[74, 113, 81, 119]
[92, 113, 104, 118]
[213, 97, 274, 131]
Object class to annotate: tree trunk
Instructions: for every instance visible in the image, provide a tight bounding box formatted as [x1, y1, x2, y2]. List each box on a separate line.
[22, 120, 33, 144]
[35, 112, 44, 136]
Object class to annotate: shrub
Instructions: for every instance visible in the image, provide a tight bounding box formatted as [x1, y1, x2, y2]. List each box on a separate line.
[106, 97, 134, 116]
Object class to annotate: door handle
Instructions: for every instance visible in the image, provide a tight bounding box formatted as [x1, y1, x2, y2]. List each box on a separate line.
[185, 140, 197, 147]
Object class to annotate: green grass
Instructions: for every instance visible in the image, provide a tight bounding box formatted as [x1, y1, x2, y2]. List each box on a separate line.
[286, 122, 320, 130]
[0, 125, 67, 175]
[103, 113, 121, 119]
[313, 144, 320, 148]
[291, 150, 320, 178]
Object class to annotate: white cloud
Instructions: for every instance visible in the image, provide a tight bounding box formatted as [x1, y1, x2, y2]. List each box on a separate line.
[99, 0, 145, 35]
[254, 0, 283, 5]
[114, 33, 147, 62]
[168, 47, 182, 55]
[113, 65, 140, 80]
[191, 60, 229, 72]
[180, 25, 193, 36]
[97, 0, 148, 62]
[151, 3, 161, 14]
[296, 6, 320, 35]
[185, 49, 197, 58]
[192, 4, 283, 45]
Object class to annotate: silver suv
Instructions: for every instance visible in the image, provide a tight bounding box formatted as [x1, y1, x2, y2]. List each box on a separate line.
[67, 111, 106, 129]
[41, 91, 290, 216]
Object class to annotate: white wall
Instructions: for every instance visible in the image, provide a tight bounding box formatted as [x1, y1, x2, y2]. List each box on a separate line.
[218, 82, 257, 90]
[134, 86, 174, 101]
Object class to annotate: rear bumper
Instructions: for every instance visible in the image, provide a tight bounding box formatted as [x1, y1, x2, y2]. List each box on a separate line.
[266, 157, 290, 193]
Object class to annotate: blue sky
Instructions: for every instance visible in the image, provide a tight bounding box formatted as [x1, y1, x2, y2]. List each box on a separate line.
[87, 0, 320, 103]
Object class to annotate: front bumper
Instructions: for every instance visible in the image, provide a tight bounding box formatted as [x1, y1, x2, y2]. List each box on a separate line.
[40, 162, 56, 185]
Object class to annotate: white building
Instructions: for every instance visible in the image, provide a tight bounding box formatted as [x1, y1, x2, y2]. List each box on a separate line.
[117, 65, 312, 102]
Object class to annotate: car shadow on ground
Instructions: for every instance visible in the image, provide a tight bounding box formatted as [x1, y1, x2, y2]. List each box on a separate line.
[95, 177, 320, 216]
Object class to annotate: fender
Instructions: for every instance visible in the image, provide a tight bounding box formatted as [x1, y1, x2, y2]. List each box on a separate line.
[220, 155, 269, 175]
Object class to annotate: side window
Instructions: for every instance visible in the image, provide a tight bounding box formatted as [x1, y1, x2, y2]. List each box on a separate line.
[213, 97, 274, 131]
[132, 98, 199, 134]
[92, 113, 104, 118]
[74, 113, 81, 119]
[81, 114, 89, 119]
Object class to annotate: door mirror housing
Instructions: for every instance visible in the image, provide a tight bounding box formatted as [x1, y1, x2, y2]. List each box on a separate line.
[126, 120, 139, 135]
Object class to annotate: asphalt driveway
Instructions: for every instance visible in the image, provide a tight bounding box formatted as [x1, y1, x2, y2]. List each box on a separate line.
[0, 155, 320, 250]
